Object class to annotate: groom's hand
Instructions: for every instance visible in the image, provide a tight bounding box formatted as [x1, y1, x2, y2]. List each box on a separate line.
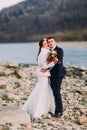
[53, 57, 58, 63]
[41, 68, 48, 73]
[53, 57, 61, 64]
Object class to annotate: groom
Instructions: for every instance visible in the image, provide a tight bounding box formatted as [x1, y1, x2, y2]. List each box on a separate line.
[47, 37, 65, 118]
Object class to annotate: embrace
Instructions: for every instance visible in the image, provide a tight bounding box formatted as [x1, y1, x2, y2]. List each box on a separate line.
[21, 37, 65, 118]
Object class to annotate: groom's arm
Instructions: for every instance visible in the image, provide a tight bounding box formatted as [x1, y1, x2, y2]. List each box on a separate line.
[57, 48, 63, 63]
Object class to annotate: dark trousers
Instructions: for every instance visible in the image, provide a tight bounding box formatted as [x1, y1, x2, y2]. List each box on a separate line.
[50, 77, 63, 113]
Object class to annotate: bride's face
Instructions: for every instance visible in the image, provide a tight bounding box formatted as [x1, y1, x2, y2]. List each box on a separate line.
[42, 40, 48, 48]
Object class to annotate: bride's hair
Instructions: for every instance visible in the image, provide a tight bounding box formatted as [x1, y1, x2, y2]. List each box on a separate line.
[37, 39, 44, 58]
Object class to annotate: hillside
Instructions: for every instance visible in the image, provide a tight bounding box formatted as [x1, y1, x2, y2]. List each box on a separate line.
[0, 0, 87, 42]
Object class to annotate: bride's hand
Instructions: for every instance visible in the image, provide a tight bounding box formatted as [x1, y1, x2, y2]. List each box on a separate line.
[41, 68, 48, 73]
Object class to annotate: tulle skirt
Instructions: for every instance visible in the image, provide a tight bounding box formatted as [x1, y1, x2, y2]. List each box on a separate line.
[21, 76, 55, 118]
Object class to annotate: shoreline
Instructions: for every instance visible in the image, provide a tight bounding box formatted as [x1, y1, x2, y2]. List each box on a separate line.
[57, 41, 87, 47]
[0, 61, 87, 69]
[34, 41, 87, 47]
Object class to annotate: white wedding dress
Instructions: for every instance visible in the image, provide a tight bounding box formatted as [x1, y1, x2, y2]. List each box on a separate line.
[21, 48, 55, 118]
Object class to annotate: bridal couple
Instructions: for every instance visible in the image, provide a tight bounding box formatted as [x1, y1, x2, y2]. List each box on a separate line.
[21, 37, 65, 118]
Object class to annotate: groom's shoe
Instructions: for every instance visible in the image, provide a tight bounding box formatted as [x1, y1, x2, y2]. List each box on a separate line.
[48, 112, 54, 117]
[55, 112, 63, 118]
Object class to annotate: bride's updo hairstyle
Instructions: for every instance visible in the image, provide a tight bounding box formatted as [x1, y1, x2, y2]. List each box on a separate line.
[37, 39, 44, 58]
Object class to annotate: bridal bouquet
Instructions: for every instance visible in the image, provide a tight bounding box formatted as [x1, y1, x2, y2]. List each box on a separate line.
[49, 50, 58, 57]
[47, 49, 61, 64]
[47, 49, 58, 62]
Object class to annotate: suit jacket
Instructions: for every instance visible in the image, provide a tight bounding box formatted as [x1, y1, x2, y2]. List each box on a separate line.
[50, 46, 65, 78]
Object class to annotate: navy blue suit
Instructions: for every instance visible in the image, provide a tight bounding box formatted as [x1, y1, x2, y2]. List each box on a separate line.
[50, 46, 65, 114]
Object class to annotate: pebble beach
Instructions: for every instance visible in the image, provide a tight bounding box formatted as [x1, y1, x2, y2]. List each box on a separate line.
[0, 62, 87, 130]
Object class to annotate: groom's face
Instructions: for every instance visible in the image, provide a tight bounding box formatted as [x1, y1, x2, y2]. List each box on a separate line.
[47, 38, 55, 48]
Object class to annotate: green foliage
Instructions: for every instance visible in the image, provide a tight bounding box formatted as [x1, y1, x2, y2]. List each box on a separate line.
[0, 0, 87, 42]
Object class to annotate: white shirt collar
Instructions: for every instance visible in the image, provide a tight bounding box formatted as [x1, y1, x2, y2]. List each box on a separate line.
[50, 45, 56, 50]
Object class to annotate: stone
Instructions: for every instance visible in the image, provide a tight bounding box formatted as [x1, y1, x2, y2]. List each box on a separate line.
[0, 105, 31, 125]
[1, 92, 9, 100]
[80, 108, 87, 114]
[0, 71, 7, 76]
[15, 70, 27, 78]
[78, 116, 87, 125]
[0, 82, 6, 89]
[75, 87, 87, 95]
[8, 63, 19, 68]
[0, 125, 4, 130]
[63, 111, 70, 120]
[0, 62, 7, 67]
[23, 128, 33, 130]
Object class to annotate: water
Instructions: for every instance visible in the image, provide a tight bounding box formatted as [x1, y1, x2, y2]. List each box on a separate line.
[0, 42, 87, 67]
[63, 47, 87, 67]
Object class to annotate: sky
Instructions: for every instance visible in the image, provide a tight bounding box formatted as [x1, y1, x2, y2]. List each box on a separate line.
[0, 0, 25, 10]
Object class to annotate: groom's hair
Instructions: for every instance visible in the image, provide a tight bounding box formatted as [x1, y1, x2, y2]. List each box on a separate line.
[47, 37, 55, 40]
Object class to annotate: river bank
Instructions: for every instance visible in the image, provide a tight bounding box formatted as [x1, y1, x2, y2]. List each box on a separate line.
[56, 41, 87, 47]
[0, 62, 87, 130]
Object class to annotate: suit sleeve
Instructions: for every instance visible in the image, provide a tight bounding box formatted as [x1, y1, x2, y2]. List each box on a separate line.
[58, 48, 64, 63]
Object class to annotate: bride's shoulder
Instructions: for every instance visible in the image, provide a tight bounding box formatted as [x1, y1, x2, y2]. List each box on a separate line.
[41, 48, 49, 53]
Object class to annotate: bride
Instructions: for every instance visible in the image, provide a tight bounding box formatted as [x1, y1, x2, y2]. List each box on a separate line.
[21, 39, 56, 118]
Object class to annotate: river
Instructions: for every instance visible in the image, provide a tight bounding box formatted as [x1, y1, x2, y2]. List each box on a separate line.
[0, 42, 87, 67]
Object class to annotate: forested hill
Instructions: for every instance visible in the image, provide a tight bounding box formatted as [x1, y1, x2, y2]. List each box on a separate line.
[0, 0, 87, 42]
